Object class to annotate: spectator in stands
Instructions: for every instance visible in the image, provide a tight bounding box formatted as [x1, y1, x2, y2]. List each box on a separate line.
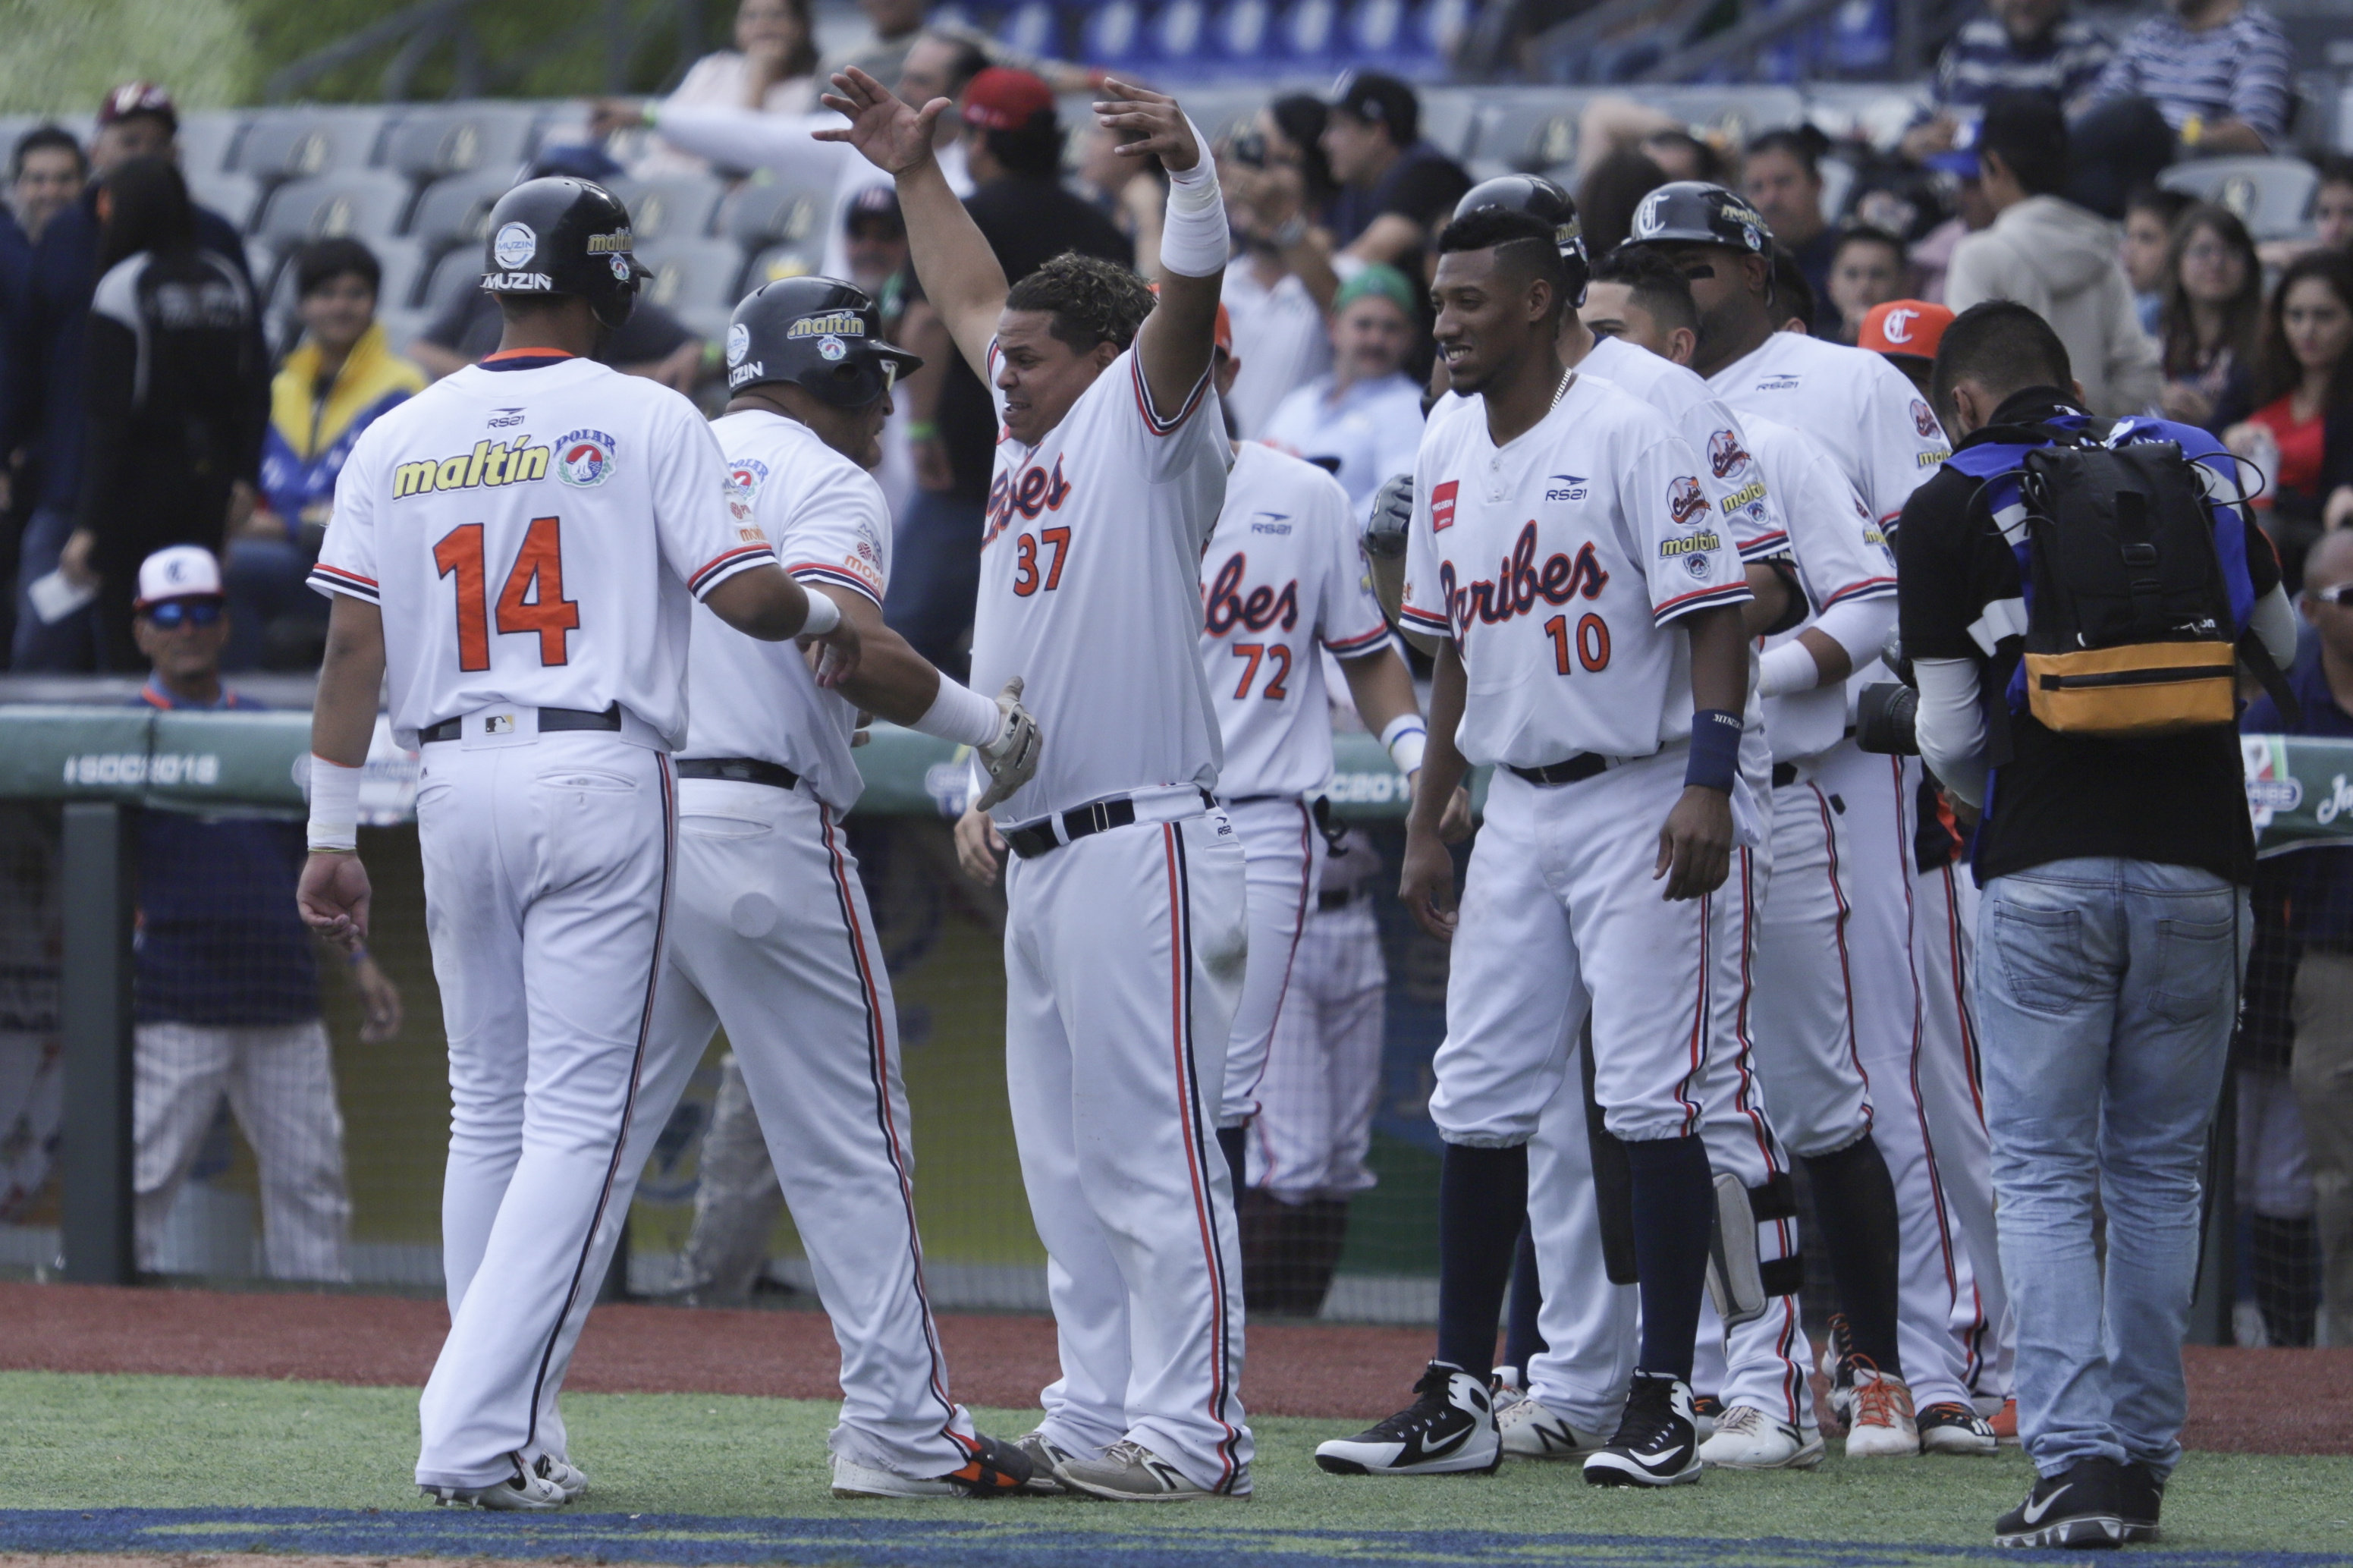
[56, 158, 267, 672]
[2087, 0, 2291, 156]
[627, 0, 822, 176]
[1569, 100, 1726, 187]
[2122, 187, 2193, 338]
[2224, 252, 2353, 584]
[1908, 132, 1996, 303]
[1943, 93, 2161, 417]
[1260, 264, 1426, 510]
[1858, 297, 1956, 397]
[1771, 248, 1820, 335]
[1902, 0, 2113, 164]
[9, 127, 86, 244]
[1318, 71, 1471, 291]
[1220, 96, 1338, 438]
[1826, 225, 1912, 345]
[125, 544, 401, 1284]
[841, 184, 909, 303]
[14, 83, 251, 674]
[818, 0, 1100, 99]
[2242, 526, 2353, 1350]
[2157, 201, 2263, 430]
[1577, 147, 1670, 259]
[2320, 159, 2353, 255]
[1744, 127, 1839, 312]
[234, 239, 423, 673]
[889, 66, 1129, 680]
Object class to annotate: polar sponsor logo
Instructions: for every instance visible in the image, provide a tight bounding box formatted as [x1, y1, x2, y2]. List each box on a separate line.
[1431, 479, 1459, 531]
[787, 312, 866, 339]
[486, 407, 526, 429]
[1707, 429, 1751, 479]
[1667, 475, 1710, 527]
[393, 440, 552, 498]
[63, 753, 220, 787]
[1910, 397, 1942, 440]
[555, 428, 618, 488]
[1658, 529, 1723, 558]
[492, 222, 536, 269]
[585, 229, 633, 254]
[481, 271, 554, 291]
[817, 335, 847, 361]
[1717, 479, 1766, 515]
[1546, 473, 1588, 501]
[727, 360, 766, 388]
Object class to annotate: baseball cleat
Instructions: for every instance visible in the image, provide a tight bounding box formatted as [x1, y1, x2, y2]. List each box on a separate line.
[1015, 1428, 1079, 1494]
[1314, 1362, 1500, 1476]
[1696, 1402, 1824, 1469]
[1497, 1393, 1608, 1460]
[1984, 1396, 2020, 1445]
[533, 1454, 588, 1502]
[830, 1434, 1034, 1499]
[1817, 1313, 1857, 1425]
[1489, 1365, 1525, 1417]
[423, 1456, 569, 1511]
[1918, 1401, 2000, 1456]
[1690, 1393, 1725, 1441]
[1582, 1372, 1702, 1488]
[1843, 1361, 1919, 1458]
[1055, 1438, 1239, 1500]
[1995, 1458, 2125, 1548]
[2116, 1460, 2164, 1543]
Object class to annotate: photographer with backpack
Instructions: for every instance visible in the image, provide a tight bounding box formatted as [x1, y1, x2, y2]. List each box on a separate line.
[1896, 300, 2301, 1549]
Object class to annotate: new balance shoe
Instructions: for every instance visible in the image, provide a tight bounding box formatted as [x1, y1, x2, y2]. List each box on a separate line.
[1315, 1362, 1500, 1475]
[1843, 1360, 1919, 1458]
[1497, 1394, 1608, 1460]
[2117, 1460, 2165, 1543]
[1057, 1438, 1240, 1500]
[1918, 1401, 2000, 1456]
[831, 1434, 1035, 1499]
[1818, 1313, 1857, 1425]
[1690, 1393, 1725, 1441]
[423, 1456, 569, 1511]
[1582, 1372, 1702, 1488]
[1996, 1457, 2125, 1548]
[1015, 1428, 1079, 1495]
[1695, 1402, 1824, 1469]
[1490, 1365, 1525, 1416]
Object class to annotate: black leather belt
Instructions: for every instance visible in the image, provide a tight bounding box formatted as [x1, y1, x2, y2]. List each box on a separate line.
[1506, 753, 1609, 787]
[418, 703, 620, 745]
[1004, 787, 1214, 861]
[676, 756, 802, 790]
[1772, 762, 1798, 788]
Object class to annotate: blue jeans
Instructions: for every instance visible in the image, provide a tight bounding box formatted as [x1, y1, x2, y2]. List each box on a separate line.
[10, 504, 99, 671]
[1976, 857, 2248, 1481]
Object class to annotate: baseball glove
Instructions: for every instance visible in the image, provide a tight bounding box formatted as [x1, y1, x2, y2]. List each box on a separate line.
[973, 677, 1043, 811]
[1363, 471, 1413, 560]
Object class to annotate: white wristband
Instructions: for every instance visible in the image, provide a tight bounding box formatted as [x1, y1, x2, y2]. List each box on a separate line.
[1757, 639, 1821, 698]
[306, 755, 362, 853]
[798, 586, 841, 636]
[912, 676, 1004, 748]
[1381, 714, 1428, 778]
[1158, 117, 1229, 278]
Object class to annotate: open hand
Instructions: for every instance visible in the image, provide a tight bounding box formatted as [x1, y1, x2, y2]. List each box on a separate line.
[1654, 785, 1733, 901]
[817, 66, 947, 175]
[1095, 80, 1201, 174]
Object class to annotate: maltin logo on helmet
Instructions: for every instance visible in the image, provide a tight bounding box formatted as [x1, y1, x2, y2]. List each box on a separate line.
[585, 230, 633, 254]
[787, 312, 866, 339]
[555, 429, 618, 488]
[726, 322, 752, 367]
[492, 222, 537, 269]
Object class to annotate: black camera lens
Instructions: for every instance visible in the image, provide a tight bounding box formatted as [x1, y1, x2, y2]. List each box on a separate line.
[1855, 682, 1921, 756]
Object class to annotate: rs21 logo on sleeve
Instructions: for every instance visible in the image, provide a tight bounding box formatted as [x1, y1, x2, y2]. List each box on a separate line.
[1431, 479, 1459, 532]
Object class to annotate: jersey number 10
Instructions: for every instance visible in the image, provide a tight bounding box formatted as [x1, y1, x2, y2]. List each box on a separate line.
[434, 517, 579, 671]
[1543, 613, 1611, 676]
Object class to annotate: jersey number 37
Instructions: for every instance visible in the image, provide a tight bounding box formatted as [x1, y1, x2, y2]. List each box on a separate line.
[434, 517, 579, 671]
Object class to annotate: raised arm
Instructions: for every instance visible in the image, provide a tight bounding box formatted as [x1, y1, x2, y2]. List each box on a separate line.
[818, 68, 1007, 379]
[1096, 81, 1226, 419]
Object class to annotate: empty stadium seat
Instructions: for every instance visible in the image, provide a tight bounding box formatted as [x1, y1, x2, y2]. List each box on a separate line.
[2160, 156, 2320, 241]
[257, 171, 414, 246]
[639, 239, 751, 315]
[997, 0, 1063, 61]
[1418, 90, 1481, 160]
[376, 307, 432, 361]
[1466, 93, 1589, 173]
[603, 174, 724, 244]
[175, 112, 246, 178]
[743, 241, 823, 293]
[1274, 0, 1342, 70]
[407, 171, 514, 252]
[721, 177, 833, 250]
[419, 247, 487, 316]
[236, 109, 388, 185]
[188, 171, 265, 233]
[382, 105, 539, 184]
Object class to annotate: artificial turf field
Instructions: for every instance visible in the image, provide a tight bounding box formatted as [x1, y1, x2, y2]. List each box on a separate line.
[5, 1373, 2351, 1566]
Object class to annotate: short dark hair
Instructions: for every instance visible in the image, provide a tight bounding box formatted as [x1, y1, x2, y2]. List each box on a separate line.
[11, 124, 84, 181]
[1004, 250, 1156, 351]
[1931, 299, 2073, 423]
[935, 35, 991, 94]
[1770, 249, 1816, 333]
[1590, 246, 1696, 333]
[1330, 71, 1419, 149]
[294, 236, 381, 300]
[1745, 127, 1824, 182]
[1832, 224, 1907, 269]
[2317, 153, 2353, 192]
[1978, 89, 2069, 198]
[984, 121, 1064, 180]
[2123, 184, 2192, 228]
[1437, 206, 1570, 322]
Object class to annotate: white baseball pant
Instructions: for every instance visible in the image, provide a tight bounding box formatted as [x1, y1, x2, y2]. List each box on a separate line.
[624, 778, 982, 1479]
[132, 1018, 350, 1282]
[1218, 795, 1324, 1130]
[411, 730, 674, 1492]
[1248, 890, 1386, 1202]
[1003, 796, 1252, 1494]
[673, 1054, 784, 1306]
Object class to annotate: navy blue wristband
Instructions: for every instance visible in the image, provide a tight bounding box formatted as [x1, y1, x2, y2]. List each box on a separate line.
[1685, 709, 1742, 793]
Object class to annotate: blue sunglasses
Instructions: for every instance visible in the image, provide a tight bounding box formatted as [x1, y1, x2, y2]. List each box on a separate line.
[143, 599, 224, 628]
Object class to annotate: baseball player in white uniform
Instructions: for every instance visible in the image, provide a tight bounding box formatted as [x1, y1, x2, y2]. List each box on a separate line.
[1624, 183, 2000, 1456]
[828, 68, 1252, 1500]
[297, 178, 861, 1510]
[602, 275, 1043, 1500]
[1315, 201, 1791, 1491]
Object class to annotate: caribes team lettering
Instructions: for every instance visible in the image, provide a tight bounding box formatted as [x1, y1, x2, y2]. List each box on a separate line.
[1202, 552, 1300, 635]
[984, 454, 1073, 547]
[394, 439, 553, 498]
[1438, 520, 1608, 632]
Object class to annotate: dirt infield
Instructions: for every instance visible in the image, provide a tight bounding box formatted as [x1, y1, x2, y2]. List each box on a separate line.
[4, 1280, 2346, 1454]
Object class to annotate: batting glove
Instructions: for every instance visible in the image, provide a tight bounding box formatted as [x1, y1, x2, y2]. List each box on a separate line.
[973, 677, 1043, 811]
[1364, 472, 1413, 560]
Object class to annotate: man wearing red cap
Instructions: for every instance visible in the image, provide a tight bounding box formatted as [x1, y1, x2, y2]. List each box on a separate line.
[1858, 299, 1956, 397]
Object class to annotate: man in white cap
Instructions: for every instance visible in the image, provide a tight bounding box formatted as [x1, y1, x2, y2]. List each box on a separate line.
[127, 545, 402, 1280]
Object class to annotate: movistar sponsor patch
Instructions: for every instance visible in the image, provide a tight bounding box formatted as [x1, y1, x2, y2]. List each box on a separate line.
[787, 312, 866, 338]
[392, 439, 551, 498]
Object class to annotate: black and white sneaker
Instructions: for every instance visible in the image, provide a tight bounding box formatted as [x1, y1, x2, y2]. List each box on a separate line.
[1582, 1372, 1702, 1488]
[2116, 1460, 2165, 1544]
[1818, 1312, 1857, 1425]
[1314, 1361, 1500, 1475]
[1996, 1458, 2125, 1548]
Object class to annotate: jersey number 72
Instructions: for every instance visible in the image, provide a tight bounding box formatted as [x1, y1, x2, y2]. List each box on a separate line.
[434, 517, 579, 671]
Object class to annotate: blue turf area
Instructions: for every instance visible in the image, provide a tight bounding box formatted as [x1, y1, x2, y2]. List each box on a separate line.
[2, 1510, 2350, 1568]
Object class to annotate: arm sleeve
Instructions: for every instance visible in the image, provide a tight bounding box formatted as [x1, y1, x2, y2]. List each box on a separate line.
[651, 104, 846, 178]
[776, 463, 892, 608]
[1914, 656, 1990, 808]
[653, 399, 778, 599]
[2250, 583, 2298, 669]
[1812, 595, 1899, 670]
[307, 424, 382, 604]
[76, 303, 136, 545]
[1631, 433, 1752, 626]
[1317, 470, 1392, 655]
[2229, 18, 2292, 143]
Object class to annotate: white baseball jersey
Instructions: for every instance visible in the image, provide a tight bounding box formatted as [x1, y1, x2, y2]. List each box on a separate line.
[1704, 331, 1949, 526]
[1399, 372, 1750, 766]
[681, 410, 890, 812]
[1744, 414, 1899, 761]
[1201, 442, 1391, 800]
[309, 354, 772, 749]
[972, 343, 1231, 824]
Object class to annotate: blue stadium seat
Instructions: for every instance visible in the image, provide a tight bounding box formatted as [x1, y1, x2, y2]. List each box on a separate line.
[1274, 0, 1343, 71]
[1342, 0, 1415, 74]
[1148, 0, 1218, 82]
[2160, 156, 2320, 241]
[236, 109, 389, 185]
[1208, 0, 1277, 71]
[602, 174, 724, 245]
[256, 171, 414, 246]
[1079, 0, 1155, 75]
[997, 0, 1064, 61]
[407, 171, 514, 252]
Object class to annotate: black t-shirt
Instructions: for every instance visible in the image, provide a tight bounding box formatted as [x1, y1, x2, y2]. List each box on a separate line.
[422, 289, 695, 366]
[934, 176, 1133, 501]
[1325, 141, 1472, 248]
[1896, 389, 2282, 886]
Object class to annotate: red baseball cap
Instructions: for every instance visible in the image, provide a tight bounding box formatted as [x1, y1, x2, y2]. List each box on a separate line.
[960, 68, 1055, 133]
[99, 81, 177, 132]
[1858, 300, 1953, 363]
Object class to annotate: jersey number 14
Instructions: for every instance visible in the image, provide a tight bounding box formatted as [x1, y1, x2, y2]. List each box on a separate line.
[434, 517, 579, 671]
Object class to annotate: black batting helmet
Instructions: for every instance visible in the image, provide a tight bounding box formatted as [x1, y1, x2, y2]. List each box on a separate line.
[1454, 174, 1590, 305]
[1620, 181, 1774, 256]
[479, 177, 649, 330]
[724, 276, 922, 407]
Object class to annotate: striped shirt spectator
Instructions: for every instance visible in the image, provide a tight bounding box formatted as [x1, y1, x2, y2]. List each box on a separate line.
[2091, 0, 2292, 150]
[1933, 11, 2113, 112]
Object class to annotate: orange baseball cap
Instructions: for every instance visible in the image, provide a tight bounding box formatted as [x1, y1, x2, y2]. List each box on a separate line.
[1214, 303, 1233, 356]
[1858, 300, 1953, 363]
